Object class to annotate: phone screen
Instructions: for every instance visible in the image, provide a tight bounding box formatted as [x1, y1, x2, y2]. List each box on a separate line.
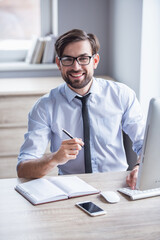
[76, 201, 106, 216]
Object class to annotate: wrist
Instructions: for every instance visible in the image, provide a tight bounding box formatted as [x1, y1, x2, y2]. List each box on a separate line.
[50, 152, 59, 165]
[44, 153, 58, 167]
[133, 162, 140, 169]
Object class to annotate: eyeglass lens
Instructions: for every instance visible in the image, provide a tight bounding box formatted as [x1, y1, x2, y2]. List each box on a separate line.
[61, 56, 92, 66]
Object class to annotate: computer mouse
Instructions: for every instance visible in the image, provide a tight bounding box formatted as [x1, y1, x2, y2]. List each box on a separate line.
[100, 191, 120, 203]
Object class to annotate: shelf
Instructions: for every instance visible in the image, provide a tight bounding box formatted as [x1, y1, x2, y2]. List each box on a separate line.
[0, 62, 58, 71]
[0, 76, 64, 94]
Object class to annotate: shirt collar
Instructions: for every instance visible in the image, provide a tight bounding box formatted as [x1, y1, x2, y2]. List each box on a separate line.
[64, 77, 100, 102]
[89, 77, 101, 95]
[64, 84, 77, 102]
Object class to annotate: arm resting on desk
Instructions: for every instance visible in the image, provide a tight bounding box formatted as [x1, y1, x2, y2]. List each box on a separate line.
[17, 138, 83, 178]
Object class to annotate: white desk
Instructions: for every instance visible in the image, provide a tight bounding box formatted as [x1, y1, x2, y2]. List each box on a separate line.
[0, 171, 160, 240]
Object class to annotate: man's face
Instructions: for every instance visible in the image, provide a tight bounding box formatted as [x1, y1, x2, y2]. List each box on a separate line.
[56, 40, 99, 91]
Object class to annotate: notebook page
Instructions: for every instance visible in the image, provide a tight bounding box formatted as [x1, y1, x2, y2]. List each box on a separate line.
[49, 176, 98, 197]
[17, 178, 67, 202]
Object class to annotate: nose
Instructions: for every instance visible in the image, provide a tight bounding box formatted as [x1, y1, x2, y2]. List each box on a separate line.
[72, 59, 82, 70]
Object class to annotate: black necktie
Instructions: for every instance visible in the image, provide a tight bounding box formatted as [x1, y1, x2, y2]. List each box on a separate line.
[76, 94, 92, 173]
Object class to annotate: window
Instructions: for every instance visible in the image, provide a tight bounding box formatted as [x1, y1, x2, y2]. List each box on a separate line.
[0, 0, 40, 40]
[0, 0, 58, 63]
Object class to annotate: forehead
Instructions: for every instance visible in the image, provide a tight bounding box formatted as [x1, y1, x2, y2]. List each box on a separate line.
[62, 40, 92, 57]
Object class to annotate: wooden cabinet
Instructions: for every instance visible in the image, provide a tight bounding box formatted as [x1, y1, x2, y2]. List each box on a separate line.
[0, 95, 39, 126]
[0, 77, 63, 178]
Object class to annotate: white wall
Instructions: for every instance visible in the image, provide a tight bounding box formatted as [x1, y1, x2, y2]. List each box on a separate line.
[107, 0, 143, 98]
[58, 0, 109, 76]
[107, 0, 160, 117]
[107, 0, 160, 166]
[107, 0, 143, 167]
[139, 0, 160, 117]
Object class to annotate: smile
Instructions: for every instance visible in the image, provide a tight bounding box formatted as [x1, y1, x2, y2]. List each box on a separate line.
[70, 73, 84, 77]
[69, 71, 85, 78]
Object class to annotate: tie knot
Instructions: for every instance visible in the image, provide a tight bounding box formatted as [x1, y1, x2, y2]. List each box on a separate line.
[75, 93, 91, 104]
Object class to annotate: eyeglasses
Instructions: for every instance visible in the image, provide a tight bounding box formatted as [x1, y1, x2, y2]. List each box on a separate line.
[59, 55, 95, 66]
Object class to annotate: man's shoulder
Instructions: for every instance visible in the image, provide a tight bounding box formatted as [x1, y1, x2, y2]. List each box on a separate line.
[41, 83, 65, 100]
[94, 77, 136, 102]
[49, 82, 65, 96]
[95, 77, 131, 90]
[32, 83, 65, 108]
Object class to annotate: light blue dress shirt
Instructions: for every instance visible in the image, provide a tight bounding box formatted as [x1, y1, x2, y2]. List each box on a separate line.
[18, 77, 145, 174]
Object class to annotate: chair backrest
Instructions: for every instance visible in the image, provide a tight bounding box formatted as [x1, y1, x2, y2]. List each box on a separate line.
[123, 132, 137, 170]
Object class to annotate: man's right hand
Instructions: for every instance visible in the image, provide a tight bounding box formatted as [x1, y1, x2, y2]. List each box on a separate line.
[53, 138, 84, 165]
[17, 138, 84, 179]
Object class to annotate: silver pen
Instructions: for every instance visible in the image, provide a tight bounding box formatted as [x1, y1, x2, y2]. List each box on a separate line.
[62, 128, 74, 139]
[62, 128, 84, 148]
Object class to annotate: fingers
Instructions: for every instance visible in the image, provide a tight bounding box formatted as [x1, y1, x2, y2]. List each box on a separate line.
[62, 138, 84, 149]
[61, 138, 83, 157]
[126, 167, 139, 190]
[53, 138, 84, 165]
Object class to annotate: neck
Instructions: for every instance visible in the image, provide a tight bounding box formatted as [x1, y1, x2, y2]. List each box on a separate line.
[68, 78, 93, 96]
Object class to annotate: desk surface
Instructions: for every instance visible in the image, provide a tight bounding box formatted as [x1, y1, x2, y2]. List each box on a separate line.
[0, 171, 160, 240]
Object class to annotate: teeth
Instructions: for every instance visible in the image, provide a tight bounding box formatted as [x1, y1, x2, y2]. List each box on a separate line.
[71, 73, 83, 77]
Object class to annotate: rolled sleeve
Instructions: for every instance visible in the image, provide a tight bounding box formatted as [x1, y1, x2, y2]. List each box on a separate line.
[17, 97, 51, 166]
[121, 86, 145, 156]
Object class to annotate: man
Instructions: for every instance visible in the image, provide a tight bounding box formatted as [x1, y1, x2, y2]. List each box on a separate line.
[17, 29, 145, 189]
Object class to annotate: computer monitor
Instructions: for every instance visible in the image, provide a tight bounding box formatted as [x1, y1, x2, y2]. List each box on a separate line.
[136, 98, 160, 190]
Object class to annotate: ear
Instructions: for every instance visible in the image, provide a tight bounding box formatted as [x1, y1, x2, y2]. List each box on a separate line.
[93, 54, 100, 69]
[55, 56, 61, 70]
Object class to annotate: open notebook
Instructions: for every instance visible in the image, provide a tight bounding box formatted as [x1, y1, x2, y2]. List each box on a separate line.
[15, 176, 99, 205]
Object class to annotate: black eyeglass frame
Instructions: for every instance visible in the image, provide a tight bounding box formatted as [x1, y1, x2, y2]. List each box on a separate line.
[58, 55, 95, 66]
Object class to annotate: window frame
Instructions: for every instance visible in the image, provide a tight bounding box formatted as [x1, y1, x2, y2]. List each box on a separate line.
[0, 0, 58, 63]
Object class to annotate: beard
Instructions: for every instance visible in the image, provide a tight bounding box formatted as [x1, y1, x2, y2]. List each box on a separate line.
[61, 70, 93, 89]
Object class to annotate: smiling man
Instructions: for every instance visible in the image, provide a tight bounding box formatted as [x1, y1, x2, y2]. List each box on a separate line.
[55, 33, 99, 94]
[17, 29, 145, 189]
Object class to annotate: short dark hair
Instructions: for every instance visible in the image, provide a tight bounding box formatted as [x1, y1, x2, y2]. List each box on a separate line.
[55, 29, 100, 57]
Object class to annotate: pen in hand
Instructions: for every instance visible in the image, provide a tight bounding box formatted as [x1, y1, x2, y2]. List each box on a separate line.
[62, 128, 74, 139]
[62, 128, 84, 148]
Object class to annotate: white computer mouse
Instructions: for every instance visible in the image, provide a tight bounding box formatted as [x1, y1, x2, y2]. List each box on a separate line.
[100, 191, 120, 203]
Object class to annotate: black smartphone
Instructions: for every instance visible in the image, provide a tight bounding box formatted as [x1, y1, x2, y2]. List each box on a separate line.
[76, 201, 106, 217]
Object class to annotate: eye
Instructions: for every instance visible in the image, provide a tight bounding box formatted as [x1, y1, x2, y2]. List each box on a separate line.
[61, 57, 74, 66]
[78, 56, 89, 62]
[62, 57, 73, 62]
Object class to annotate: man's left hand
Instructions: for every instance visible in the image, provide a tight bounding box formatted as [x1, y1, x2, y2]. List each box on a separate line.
[126, 165, 139, 190]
